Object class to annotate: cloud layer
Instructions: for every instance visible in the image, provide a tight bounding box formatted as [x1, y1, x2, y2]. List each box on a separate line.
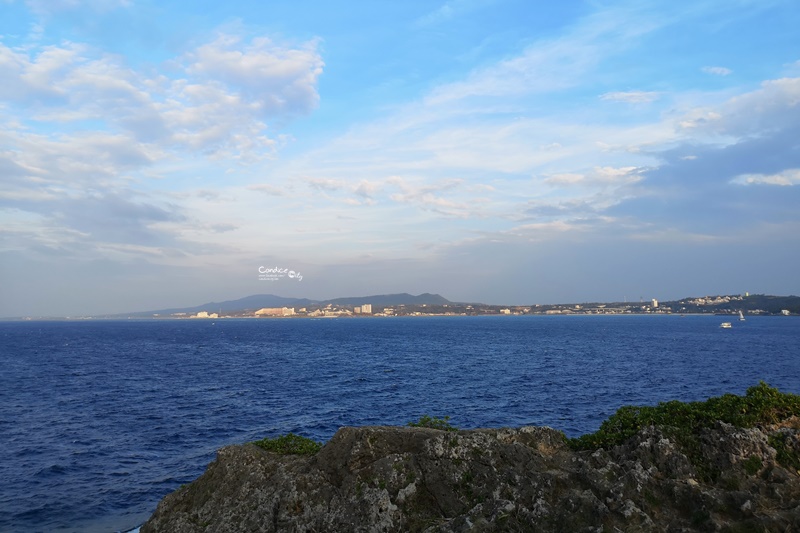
[1, 29, 323, 276]
[2, 0, 799, 315]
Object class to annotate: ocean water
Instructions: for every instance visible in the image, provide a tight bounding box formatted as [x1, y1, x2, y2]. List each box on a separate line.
[0, 314, 798, 532]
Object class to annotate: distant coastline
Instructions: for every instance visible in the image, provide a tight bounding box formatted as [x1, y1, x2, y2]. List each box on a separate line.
[5, 292, 799, 321]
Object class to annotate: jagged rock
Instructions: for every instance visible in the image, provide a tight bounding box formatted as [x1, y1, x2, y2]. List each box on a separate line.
[142, 422, 800, 532]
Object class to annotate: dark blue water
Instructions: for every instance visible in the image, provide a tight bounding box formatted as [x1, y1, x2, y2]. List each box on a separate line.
[1, 315, 798, 532]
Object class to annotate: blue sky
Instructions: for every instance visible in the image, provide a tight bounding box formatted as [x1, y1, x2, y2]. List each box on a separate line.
[1, 0, 799, 316]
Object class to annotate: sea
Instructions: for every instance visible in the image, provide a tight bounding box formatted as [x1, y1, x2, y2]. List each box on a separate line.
[1, 314, 798, 532]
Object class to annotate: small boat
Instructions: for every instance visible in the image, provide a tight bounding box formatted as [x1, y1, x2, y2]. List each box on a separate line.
[739, 310, 745, 321]
[720, 322, 732, 329]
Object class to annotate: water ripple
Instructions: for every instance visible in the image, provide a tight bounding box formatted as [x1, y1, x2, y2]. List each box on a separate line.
[0, 315, 798, 532]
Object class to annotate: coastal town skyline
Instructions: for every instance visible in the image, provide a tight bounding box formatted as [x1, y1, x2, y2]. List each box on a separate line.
[9, 290, 798, 320]
[2, 0, 800, 317]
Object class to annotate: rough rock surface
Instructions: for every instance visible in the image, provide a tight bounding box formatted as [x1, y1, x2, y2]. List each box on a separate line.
[142, 421, 800, 532]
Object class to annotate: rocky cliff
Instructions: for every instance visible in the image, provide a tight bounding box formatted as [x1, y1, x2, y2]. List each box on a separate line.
[142, 418, 800, 532]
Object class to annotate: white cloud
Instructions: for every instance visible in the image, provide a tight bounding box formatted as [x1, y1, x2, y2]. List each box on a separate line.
[545, 166, 641, 187]
[385, 176, 480, 218]
[0, 31, 323, 168]
[678, 77, 800, 135]
[354, 180, 381, 200]
[247, 184, 286, 196]
[306, 177, 345, 192]
[3, 2, 792, 281]
[600, 91, 660, 104]
[424, 3, 661, 105]
[0, 41, 84, 102]
[702, 66, 732, 76]
[415, 0, 496, 27]
[425, 39, 596, 104]
[733, 169, 800, 186]
[510, 220, 584, 237]
[0, 29, 325, 262]
[540, 142, 563, 152]
[627, 228, 721, 243]
[5, 0, 799, 315]
[183, 34, 324, 116]
[543, 172, 584, 186]
[0, 129, 154, 189]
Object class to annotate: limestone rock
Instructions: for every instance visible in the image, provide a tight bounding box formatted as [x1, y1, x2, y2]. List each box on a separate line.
[142, 422, 800, 532]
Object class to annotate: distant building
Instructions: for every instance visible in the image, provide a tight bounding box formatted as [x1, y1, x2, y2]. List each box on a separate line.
[782, 310, 791, 316]
[652, 299, 659, 308]
[255, 307, 295, 317]
[361, 304, 372, 314]
[192, 311, 218, 319]
[354, 306, 361, 314]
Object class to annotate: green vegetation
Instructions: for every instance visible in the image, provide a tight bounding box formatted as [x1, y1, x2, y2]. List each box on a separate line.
[252, 433, 323, 455]
[768, 433, 800, 471]
[742, 455, 762, 475]
[570, 382, 800, 451]
[733, 294, 800, 315]
[251, 384, 798, 475]
[407, 415, 458, 431]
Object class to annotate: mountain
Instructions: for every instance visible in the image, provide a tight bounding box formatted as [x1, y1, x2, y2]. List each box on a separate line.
[118, 293, 452, 317]
[323, 293, 450, 306]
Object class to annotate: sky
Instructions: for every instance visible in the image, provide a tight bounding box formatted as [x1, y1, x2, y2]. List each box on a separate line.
[1, 0, 799, 316]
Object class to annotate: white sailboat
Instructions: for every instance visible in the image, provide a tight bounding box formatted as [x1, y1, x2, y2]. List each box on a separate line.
[739, 310, 745, 321]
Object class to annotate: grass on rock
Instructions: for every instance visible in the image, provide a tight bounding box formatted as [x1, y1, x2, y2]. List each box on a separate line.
[408, 415, 458, 431]
[249, 383, 799, 474]
[569, 382, 800, 451]
[253, 433, 323, 455]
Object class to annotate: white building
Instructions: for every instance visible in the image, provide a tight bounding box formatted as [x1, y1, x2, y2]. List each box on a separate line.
[255, 307, 295, 317]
